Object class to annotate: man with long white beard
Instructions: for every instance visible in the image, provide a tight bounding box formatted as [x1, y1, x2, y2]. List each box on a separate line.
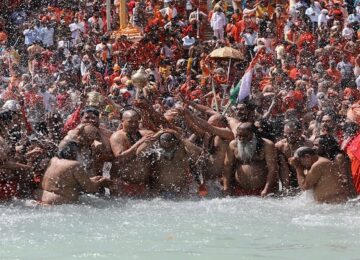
[223, 122, 278, 197]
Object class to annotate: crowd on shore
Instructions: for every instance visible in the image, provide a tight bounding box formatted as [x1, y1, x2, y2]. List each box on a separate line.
[0, 0, 360, 204]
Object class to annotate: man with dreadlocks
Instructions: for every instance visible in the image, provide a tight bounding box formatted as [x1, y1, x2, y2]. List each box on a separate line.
[223, 122, 278, 197]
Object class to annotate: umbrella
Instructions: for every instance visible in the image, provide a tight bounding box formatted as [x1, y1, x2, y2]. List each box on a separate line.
[209, 47, 244, 60]
[209, 47, 244, 107]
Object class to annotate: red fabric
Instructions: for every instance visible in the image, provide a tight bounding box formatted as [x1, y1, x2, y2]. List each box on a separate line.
[63, 106, 81, 134]
[232, 185, 262, 196]
[20, 105, 33, 134]
[198, 183, 208, 197]
[118, 181, 147, 196]
[297, 32, 315, 52]
[56, 93, 69, 109]
[0, 181, 17, 200]
[344, 88, 360, 101]
[346, 134, 360, 194]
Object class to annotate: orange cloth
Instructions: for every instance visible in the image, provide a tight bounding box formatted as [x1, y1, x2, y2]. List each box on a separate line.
[198, 183, 209, 197]
[63, 106, 81, 134]
[232, 185, 262, 196]
[346, 134, 360, 194]
[344, 88, 360, 101]
[118, 181, 147, 196]
[0, 32, 7, 42]
[326, 68, 342, 84]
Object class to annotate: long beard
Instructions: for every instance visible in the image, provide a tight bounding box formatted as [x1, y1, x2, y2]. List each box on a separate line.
[237, 136, 257, 163]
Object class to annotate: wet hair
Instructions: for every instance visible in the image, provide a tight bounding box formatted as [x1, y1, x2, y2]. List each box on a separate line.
[294, 146, 317, 158]
[81, 107, 100, 117]
[159, 133, 178, 143]
[57, 141, 79, 160]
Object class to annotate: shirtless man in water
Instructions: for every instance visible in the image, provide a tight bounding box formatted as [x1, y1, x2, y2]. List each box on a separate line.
[109, 109, 153, 197]
[63, 107, 113, 177]
[275, 120, 313, 192]
[289, 146, 356, 203]
[34, 141, 112, 204]
[223, 122, 278, 197]
[139, 131, 193, 198]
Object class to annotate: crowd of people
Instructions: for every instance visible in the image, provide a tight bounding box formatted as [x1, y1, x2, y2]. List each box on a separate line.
[0, 0, 360, 205]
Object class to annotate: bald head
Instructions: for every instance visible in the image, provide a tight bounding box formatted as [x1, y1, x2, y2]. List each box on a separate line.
[236, 122, 255, 142]
[122, 109, 141, 133]
[122, 109, 140, 120]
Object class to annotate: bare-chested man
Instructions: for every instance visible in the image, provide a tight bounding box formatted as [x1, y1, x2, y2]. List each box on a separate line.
[109, 109, 153, 197]
[223, 122, 278, 197]
[275, 120, 313, 192]
[138, 131, 193, 198]
[289, 146, 356, 203]
[61, 123, 103, 177]
[34, 141, 112, 205]
[182, 110, 233, 196]
[62, 107, 113, 177]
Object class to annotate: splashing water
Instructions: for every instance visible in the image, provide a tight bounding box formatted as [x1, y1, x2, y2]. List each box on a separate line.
[1, 195, 360, 259]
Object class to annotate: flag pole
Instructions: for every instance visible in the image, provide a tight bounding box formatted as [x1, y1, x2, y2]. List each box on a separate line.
[211, 77, 219, 112]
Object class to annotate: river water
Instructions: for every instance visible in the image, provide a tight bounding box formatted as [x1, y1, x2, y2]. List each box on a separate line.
[1, 193, 360, 260]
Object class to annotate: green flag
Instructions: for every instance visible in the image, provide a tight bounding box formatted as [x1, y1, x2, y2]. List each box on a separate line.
[229, 80, 241, 105]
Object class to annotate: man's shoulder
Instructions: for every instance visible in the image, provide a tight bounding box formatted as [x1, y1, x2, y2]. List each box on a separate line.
[55, 158, 81, 167]
[262, 138, 274, 147]
[110, 129, 127, 140]
[140, 129, 154, 136]
[229, 139, 237, 149]
[312, 157, 332, 169]
[275, 138, 286, 148]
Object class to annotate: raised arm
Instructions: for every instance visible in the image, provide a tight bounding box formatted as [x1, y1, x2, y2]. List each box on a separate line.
[184, 109, 234, 141]
[184, 99, 218, 116]
[289, 158, 322, 190]
[110, 132, 152, 163]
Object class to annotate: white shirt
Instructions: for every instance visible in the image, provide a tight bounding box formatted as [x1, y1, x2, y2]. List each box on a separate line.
[211, 11, 226, 30]
[182, 35, 195, 48]
[23, 29, 35, 45]
[160, 7, 178, 19]
[342, 27, 354, 40]
[40, 91, 56, 112]
[40, 27, 54, 47]
[318, 12, 328, 27]
[33, 26, 42, 42]
[241, 32, 258, 46]
[69, 22, 85, 43]
[305, 3, 321, 23]
[88, 17, 103, 32]
[95, 43, 112, 60]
